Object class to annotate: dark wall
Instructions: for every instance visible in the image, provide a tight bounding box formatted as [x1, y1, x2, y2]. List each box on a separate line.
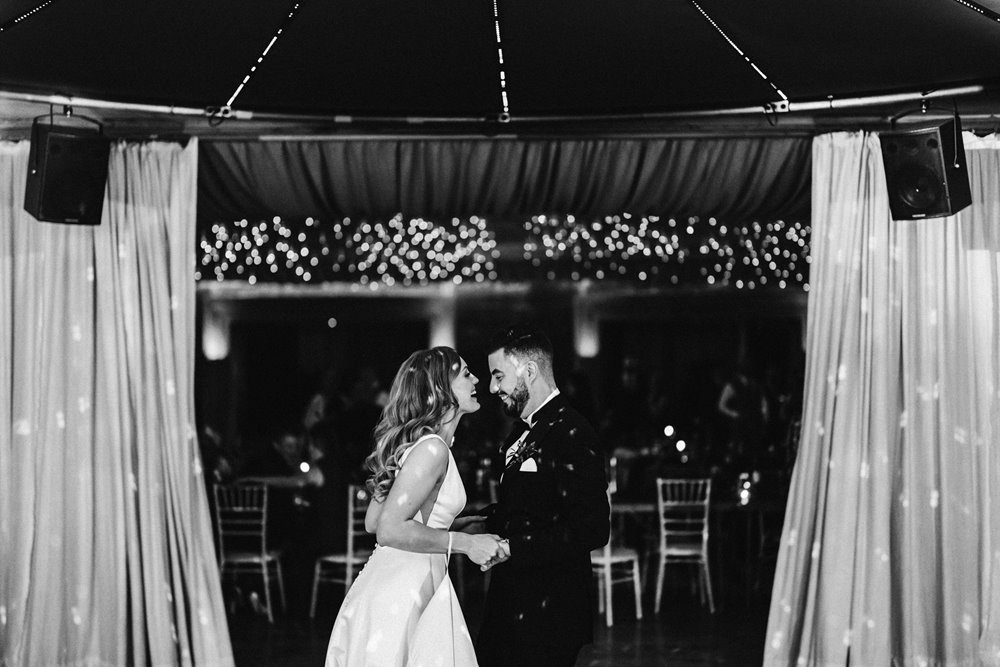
[195, 285, 806, 471]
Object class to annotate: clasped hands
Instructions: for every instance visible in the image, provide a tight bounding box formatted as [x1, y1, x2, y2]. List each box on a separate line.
[466, 533, 510, 571]
[481, 537, 510, 571]
[452, 515, 510, 571]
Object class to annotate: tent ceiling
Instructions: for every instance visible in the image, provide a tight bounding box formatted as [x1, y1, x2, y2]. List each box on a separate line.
[1, 0, 999, 137]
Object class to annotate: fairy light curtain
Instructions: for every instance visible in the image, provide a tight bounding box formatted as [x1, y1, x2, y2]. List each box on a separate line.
[765, 132, 1000, 665]
[0, 139, 234, 665]
[197, 137, 811, 224]
[197, 212, 812, 290]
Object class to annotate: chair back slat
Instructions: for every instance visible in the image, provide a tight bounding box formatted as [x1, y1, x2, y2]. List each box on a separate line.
[214, 483, 269, 559]
[655, 478, 711, 548]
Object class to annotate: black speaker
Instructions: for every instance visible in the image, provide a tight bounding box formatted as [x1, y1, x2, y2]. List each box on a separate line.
[24, 121, 111, 225]
[879, 118, 971, 220]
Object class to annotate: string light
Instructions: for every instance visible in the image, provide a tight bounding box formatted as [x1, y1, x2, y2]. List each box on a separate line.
[518, 214, 810, 289]
[688, 0, 788, 104]
[949, 0, 1000, 22]
[492, 0, 511, 119]
[0, 0, 58, 33]
[196, 213, 810, 289]
[224, 2, 305, 109]
[197, 214, 499, 286]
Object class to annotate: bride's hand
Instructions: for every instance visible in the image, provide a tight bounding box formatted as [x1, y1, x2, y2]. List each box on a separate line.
[460, 533, 506, 567]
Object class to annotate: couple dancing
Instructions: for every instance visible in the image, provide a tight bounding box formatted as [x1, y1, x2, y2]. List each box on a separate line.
[325, 326, 610, 667]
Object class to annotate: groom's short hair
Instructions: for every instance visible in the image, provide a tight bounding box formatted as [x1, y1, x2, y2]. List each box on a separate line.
[489, 326, 555, 384]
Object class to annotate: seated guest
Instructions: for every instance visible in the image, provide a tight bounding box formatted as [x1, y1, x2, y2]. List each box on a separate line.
[242, 427, 307, 480]
[284, 424, 368, 618]
[239, 426, 311, 552]
[239, 426, 321, 618]
[302, 422, 353, 558]
[333, 366, 384, 477]
[198, 423, 235, 491]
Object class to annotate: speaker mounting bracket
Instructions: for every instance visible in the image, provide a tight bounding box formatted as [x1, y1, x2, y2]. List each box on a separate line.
[31, 111, 105, 135]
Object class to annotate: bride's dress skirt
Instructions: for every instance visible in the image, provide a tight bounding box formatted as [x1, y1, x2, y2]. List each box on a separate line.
[325, 545, 476, 667]
[326, 436, 477, 666]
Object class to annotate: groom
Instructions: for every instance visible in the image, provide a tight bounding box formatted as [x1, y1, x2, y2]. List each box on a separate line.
[476, 326, 610, 667]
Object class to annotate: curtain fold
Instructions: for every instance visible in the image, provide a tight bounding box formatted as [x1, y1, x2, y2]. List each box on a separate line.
[765, 133, 1000, 665]
[1, 139, 233, 665]
[198, 137, 811, 223]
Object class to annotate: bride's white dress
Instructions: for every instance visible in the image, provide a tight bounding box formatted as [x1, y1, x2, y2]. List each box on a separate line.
[325, 434, 478, 667]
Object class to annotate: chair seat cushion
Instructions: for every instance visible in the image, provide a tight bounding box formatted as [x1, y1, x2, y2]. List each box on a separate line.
[223, 550, 281, 563]
[660, 546, 703, 556]
[318, 549, 373, 564]
[590, 546, 639, 564]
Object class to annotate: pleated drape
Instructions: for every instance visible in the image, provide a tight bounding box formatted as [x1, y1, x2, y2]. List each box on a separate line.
[0, 139, 233, 665]
[198, 137, 811, 223]
[765, 133, 1000, 666]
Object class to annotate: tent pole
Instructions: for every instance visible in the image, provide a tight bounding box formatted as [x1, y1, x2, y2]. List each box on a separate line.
[0, 83, 987, 126]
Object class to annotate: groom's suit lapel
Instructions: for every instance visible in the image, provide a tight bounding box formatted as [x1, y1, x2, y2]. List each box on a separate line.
[500, 420, 528, 458]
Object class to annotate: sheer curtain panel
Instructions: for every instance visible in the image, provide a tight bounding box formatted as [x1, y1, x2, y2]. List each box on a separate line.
[765, 133, 1000, 665]
[0, 139, 234, 665]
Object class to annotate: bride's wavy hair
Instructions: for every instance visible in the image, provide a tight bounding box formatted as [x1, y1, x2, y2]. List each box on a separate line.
[365, 346, 462, 502]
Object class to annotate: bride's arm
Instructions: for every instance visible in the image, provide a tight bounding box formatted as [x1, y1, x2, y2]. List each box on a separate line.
[375, 438, 503, 565]
[364, 498, 382, 534]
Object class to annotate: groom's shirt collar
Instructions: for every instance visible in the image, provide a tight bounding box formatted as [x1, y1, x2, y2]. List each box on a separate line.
[523, 389, 560, 428]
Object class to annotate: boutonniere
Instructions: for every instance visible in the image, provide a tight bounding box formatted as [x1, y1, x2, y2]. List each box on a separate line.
[505, 438, 541, 471]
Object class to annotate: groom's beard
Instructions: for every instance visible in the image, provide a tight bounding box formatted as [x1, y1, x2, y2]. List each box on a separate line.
[500, 378, 530, 418]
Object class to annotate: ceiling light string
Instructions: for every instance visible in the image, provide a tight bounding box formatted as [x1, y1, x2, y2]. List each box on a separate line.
[222, 1, 306, 111]
[0, 0, 60, 33]
[949, 0, 1000, 23]
[492, 0, 511, 122]
[686, 0, 789, 110]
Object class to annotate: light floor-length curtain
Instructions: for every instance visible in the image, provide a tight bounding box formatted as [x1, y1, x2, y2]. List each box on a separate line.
[765, 132, 1000, 665]
[0, 139, 234, 665]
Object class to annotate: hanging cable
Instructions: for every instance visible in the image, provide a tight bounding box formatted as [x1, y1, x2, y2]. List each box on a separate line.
[222, 1, 306, 111]
[952, 98, 962, 168]
[686, 0, 788, 109]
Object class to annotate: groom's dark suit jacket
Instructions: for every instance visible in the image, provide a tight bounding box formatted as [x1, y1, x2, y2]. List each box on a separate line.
[477, 394, 610, 662]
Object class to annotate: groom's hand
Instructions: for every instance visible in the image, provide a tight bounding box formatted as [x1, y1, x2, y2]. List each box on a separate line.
[480, 539, 510, 571]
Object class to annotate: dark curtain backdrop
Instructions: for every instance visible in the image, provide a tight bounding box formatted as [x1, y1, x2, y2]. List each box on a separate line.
[198, 137, 811, 224]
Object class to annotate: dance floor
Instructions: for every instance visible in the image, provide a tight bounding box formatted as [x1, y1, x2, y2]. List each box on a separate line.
[229, 556, 773, 666]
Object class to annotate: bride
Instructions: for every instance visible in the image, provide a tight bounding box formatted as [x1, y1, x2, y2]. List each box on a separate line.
[325, 347, 506, 667]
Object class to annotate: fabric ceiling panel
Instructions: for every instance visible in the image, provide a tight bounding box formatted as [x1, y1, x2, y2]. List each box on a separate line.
[236, 1, 499, 116]
[197, 137, 810, 224]
[696, 0, 1000, 101]
[499, 0, 782, 115]
[0, 0, 291, 108]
